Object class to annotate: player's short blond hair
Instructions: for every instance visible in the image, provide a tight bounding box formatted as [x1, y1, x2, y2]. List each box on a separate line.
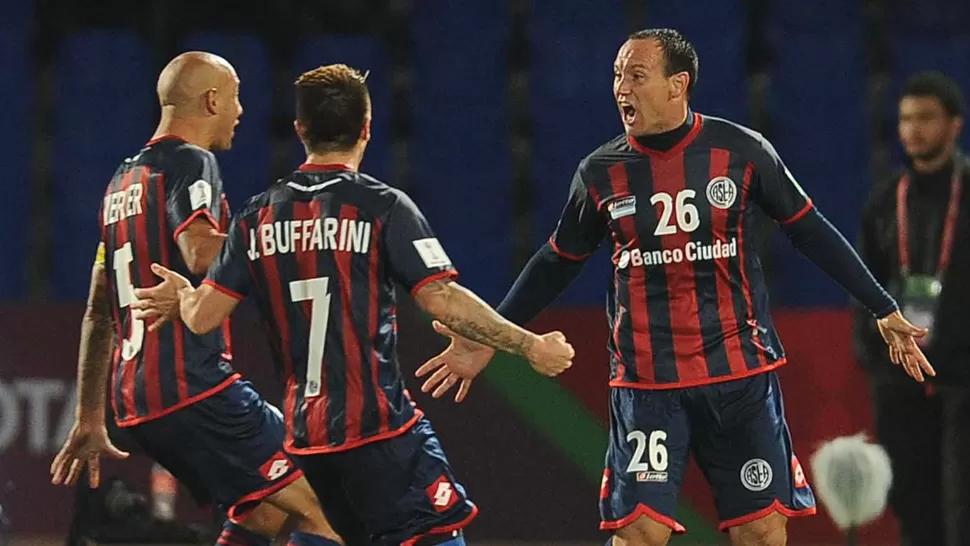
[295, 64, 371, 152]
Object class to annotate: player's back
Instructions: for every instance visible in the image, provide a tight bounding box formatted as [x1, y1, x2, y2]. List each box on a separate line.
[101, 135, 237, 426]
[225, 164, 446, 454]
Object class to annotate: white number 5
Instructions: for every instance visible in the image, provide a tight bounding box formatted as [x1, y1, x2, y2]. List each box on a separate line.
[626, 430, 668, 472]
[289, 277, 333, 398]
[650, 190, 699, 235]
[113, 242, 145, 361]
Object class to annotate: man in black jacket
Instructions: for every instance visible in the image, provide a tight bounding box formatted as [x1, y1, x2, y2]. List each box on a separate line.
[854, 71, 970, 546]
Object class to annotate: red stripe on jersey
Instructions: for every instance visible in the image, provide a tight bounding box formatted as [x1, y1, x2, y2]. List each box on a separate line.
[709, 150, 747, 376]
[134, 167, 162, 415]
[334, 205, 365, 443]
[258, 207, 302, 445]
[738, 163, 769, 368]
[117, 169, 138, 417]
[606, 163, 653, 382]
[368, 218, 389, 433]
[291, 201, 333, 447]
[649, 155, 706, 383]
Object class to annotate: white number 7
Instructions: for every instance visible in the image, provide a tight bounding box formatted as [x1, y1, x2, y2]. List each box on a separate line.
[113, 242, 145, 361]
[289, 277, 333, 398]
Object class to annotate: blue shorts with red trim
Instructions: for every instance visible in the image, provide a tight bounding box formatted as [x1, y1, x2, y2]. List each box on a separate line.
[600, 371, 816, 534]
[296, 416, 477, 546]
[127, 379, 302, 522]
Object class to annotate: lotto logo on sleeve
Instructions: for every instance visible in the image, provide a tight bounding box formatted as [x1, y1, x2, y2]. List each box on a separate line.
[259, 452, 293, 482]
[425, 475, 460, 513]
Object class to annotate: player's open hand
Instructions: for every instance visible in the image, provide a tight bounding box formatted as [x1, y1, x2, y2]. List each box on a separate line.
[877, 309, 935, 382]
[525, 331, 575, 377]
[51, 419, 129, 488]
[415, 321, 496, 402]
[131, 263, 192, 332]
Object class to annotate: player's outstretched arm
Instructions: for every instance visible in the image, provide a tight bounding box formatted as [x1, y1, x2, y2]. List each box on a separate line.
[131, 263, 239, 335]
[51, 250, 130, 489]
[413, 279, 575, 378]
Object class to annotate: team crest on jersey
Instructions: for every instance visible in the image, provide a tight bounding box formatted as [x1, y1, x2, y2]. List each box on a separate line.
[706, 176, 737, 209]
[608, 196, 637, 219]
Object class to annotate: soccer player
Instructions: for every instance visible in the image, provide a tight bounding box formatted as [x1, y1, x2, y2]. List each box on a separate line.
[415, 29, 934, 546]
[49, 52, 343, 546]
[129, 64, 575, 546]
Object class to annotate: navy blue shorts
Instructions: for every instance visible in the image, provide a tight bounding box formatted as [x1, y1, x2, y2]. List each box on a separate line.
[600, 371, 816, 534]
[296, 416, 477, 546]
[125, 379, 303, 522]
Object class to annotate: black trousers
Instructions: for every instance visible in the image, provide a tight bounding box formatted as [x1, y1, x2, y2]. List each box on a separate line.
[870, 377, 970, 546]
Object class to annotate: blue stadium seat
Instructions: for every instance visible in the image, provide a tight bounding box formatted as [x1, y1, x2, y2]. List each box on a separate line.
[887, 35, 970, 161]
[769, 0, 863, 32]
[290, 36, 391, 181]
[51, 31, 152, 300]
[0, 28, 31, 299]
[528, 0, 625, 305]
[769, 30, 869, 308]
[181, 33, 272, 207]
[890, 0, 970, 35]
[642, 0, 748, 122]
[411, 1, 510, 303]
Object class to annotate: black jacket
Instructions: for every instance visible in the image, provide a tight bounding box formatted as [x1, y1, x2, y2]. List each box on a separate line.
[853, 151, 970, 385]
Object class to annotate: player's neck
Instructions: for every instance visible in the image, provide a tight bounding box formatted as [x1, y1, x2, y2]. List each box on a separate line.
[637, 103, 690, 136]
[152, 114, 212, 150]
[911, 145, 956, 175]
[305, 150, 362, 171]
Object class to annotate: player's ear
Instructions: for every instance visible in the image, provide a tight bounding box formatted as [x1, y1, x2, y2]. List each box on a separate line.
[951, 115, 964, 140]
[361, 116, 372, 143]
[668, 72, 689, 101]
[204, 88, 219, 116]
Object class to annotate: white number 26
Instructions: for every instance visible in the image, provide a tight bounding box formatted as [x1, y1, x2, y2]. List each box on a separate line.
[626, 429, 668, 473]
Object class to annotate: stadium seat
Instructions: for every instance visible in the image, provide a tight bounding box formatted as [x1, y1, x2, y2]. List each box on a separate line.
[290, 36, 391, 181]
[181, 32, 272, 207]
[51, 31, 153, 300]
[411, 2, 511, 303]
[642, 0, 748, 122]
[0, 28, 31, 299]
[887, 34, 970, 160]
[769, 0, 863, 32]
[769, 29, 869, 307]
[528, 0, 626, 305]
[890, 0, 970, 36]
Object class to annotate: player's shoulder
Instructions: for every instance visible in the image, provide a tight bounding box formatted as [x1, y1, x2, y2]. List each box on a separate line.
[697, 114, 773, 157]
[577, 133, 633, 178]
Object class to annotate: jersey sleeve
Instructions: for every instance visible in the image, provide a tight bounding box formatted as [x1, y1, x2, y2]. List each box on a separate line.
[203, 214, 250, 300]
[548, 164, 606, 260]
[751, 138, 814, 224]
[382, 191, 458, 296]
[166, 148, 223, 241]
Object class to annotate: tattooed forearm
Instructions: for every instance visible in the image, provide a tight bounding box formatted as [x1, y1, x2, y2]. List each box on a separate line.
[77, 264, 116, 421]
[415, 280, 537, 357]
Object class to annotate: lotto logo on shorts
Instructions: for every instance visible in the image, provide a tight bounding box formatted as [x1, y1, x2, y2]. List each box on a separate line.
[791, 455, 808, 489]
[425, 475, 459, 513]
[259, 452, 292, 482]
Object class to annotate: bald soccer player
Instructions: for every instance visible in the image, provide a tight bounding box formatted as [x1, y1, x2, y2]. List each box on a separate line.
[51, 52, 343, 546]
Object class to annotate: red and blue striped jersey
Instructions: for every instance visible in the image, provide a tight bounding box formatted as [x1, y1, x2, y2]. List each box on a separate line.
[205, 164, 457, 454]
[550, 113, 814, 389]
[100, 135, 238, 426]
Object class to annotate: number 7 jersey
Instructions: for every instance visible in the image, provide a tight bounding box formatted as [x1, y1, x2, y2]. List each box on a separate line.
[551, 113, 814, 389]
[205, 164, 458, 454]
[100, 135, 238, 427]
